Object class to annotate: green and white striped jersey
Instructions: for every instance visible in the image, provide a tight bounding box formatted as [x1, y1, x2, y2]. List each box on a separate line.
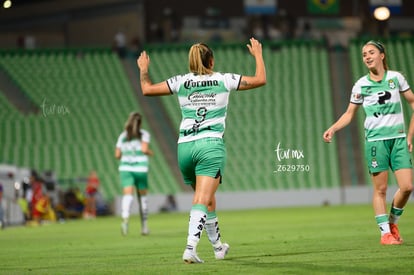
[350, 70, 410, 142]
[116, 130, 150, 172]
[167, 72, 241, 143]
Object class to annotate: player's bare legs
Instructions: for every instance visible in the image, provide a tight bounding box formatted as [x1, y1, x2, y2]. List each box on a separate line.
[393, 169, 413, 208]
[371, 171, 388, 216]
[388, 168, 413, 242]
[204, 188, 230, 259]
[371, 170, 408, 245]
[183, 176, 219, 263]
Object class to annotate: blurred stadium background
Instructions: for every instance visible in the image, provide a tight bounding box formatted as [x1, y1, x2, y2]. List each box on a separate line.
[0, 0, 413, 224]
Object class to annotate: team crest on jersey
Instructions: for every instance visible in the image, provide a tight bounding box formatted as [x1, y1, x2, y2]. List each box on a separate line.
[388, 79, 396, 89]
[371, 158, 378, 168]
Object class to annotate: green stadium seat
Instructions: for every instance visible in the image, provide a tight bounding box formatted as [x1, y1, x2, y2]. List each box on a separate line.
[0, 49, 180, 200]
[6, 39, 394, 195]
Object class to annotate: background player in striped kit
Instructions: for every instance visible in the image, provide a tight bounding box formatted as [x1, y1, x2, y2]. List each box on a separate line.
[116, 112, 153, 235]
[323, 41, 414, 245]
[137, 38, 266, 263]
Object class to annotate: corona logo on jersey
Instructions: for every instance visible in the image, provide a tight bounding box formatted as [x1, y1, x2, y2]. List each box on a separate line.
[184, 79, 219, 89]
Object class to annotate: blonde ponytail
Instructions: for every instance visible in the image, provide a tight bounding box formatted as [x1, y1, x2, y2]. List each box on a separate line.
[188, 43, 214, 75]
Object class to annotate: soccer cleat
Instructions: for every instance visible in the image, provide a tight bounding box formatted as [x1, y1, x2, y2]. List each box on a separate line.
[141, 227, 150, 236]
[390, 223, 403, 243]
[214, 243, 230, 260]
[380, 233, 402, 245]
[121, 221, 128, 236]
[182, 248, 204, 264]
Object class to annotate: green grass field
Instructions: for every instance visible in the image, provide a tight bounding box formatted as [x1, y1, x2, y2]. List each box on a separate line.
[2, 203, 414, 274]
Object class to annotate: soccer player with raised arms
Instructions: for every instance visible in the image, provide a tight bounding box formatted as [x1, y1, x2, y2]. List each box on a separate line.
[137, 38, 266, 263]
[323, 41, 414, 245]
